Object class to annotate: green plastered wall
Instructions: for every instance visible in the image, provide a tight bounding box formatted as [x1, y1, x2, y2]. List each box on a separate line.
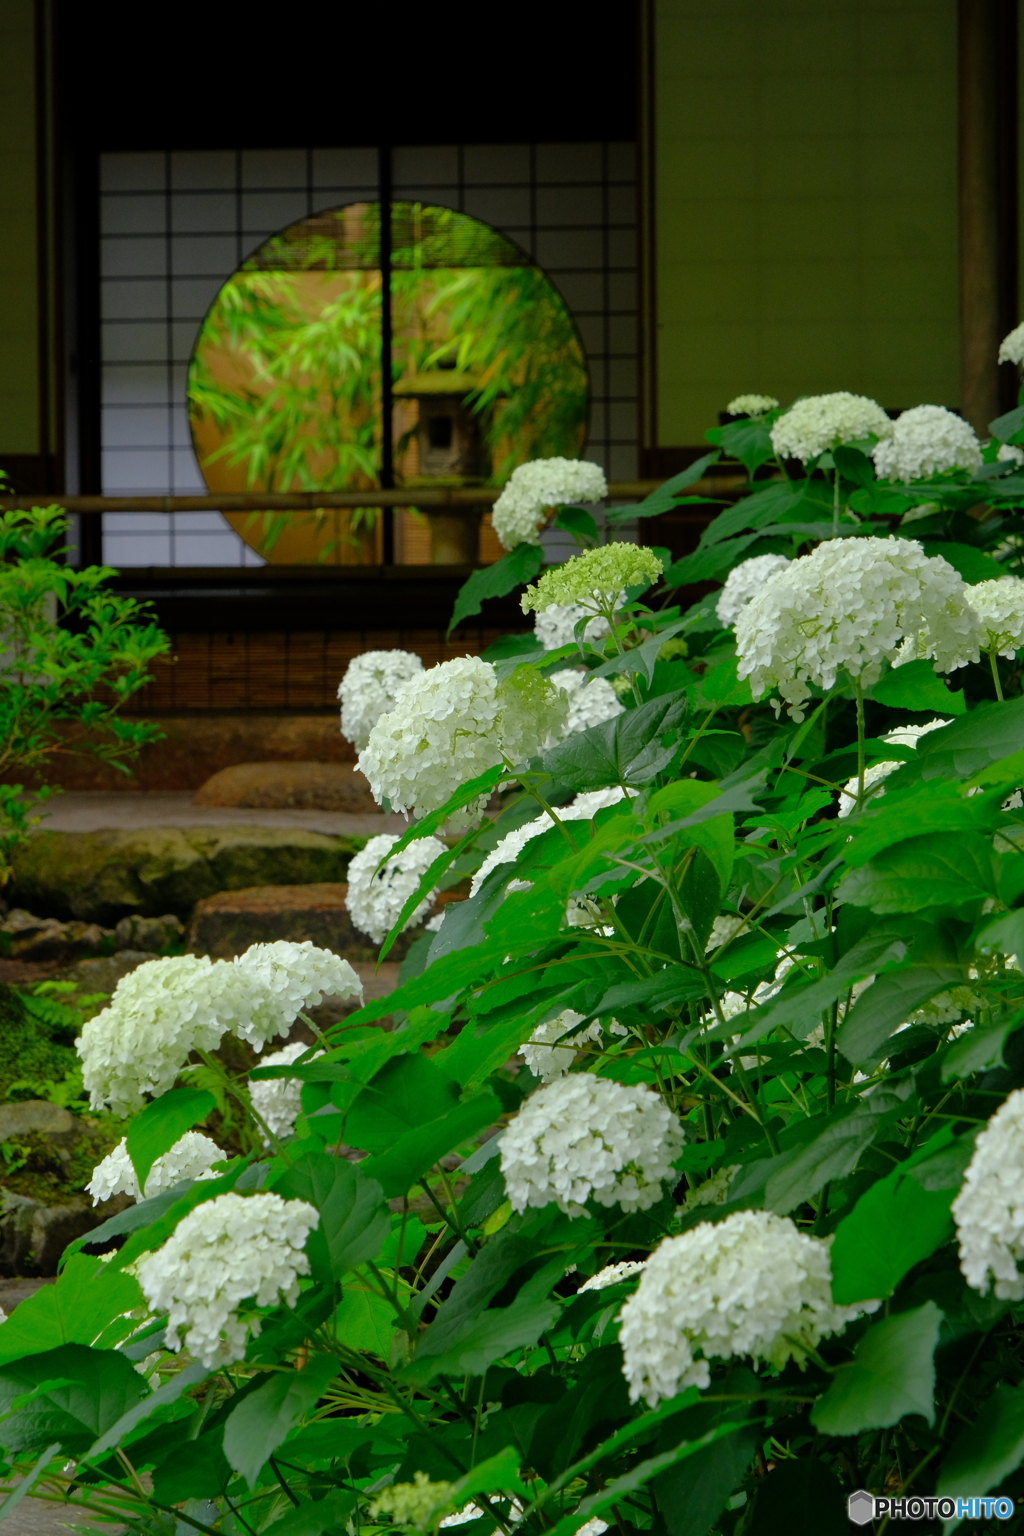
[0, 0, 39, 455]
[652, 0, 959, 446]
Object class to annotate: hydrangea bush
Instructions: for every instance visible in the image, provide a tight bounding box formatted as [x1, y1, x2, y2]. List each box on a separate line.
[17, 365, 1024, 1533]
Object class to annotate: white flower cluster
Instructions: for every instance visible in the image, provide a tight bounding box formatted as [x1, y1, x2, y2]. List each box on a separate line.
[469, 787, 630, 897]
[578, 1260, 648, 1292]
[679, 1164, 739, 1213]
[837, 716, 951, 816]
[998, 444, 1024, 467]
[491, 458, 608, 551]
[954, 1087, 1024, 1299]
[249, 1039, 321, 1144]
[534, 602, 610, 651]
[963, 577, 1024, 660]
[770, 392, 893, 463]
[136, 1191, 318, 1368]
[872, 405, 981, 483]
[999, 322, 1024, 367]
[550, 669, 624, 734]
[233, 941, 362, 1050]
[359, 656, 567, 825]
[619, 1210, 876, 1405]
[726, 394, 779, 417]
[519, 1008, 627, 1081]
[500, 1073, 684, 1216]
[734, 537, 982, 720]
[338, 649, 423, 751]
[345, 831, 446, 945]
[78, 943, 362, 1116]
[715, 554, 791, 627]
[87, 1131, 224, 1205]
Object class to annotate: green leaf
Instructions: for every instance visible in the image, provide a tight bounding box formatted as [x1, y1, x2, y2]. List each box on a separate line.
[745, 1457, 848, 1535]
[840, 781, 993, 867]
[830, 1152, 955, 1303]
[448, 542, 544, 634]
[989, 404, 1024, 443]
[942, 1015, 1022, 1082]
[837, 925, 963, 1063]
[764, 1111, 885, 1215]
[333, 1283, 397, 1357]
[345, 1054, 461, 1153]
[663, 532, 765, 587]
[404, 1260, 564, 1383]
[811, 1302, 941, 1434]
[0, 1342, 148, 1456]
[273, 1153, 390, 1282]
[539, 687, 690, 792]
[587, 618, 689, 686]
[608, 452, 721, 525]
[0, 1442, 61, 1523]
[921, 541, 1005, 584]
[869, 658, 966, 715]
[697, 480, 808, 549]
[722, 418, 775, 477]
[380, 765, 507, 861]
[833, 445, 875, 486]
[86, 1360, 208, 1462]
[653, 1371, 760, 1536]
[264, 1489, 356, 1536]
[359, 1091, 502, 1199]
[836, 832, 998, 913]
[151, 1433, 233, 1502]
[937, 1381, 1024, 1521]
[378, 822, 480, 962]
[917, 698, 1024, 780]
[554, 505, 598, 544]
[125, 1086, 216, 1196]
[223, 1354, 338, 1489]
[728, 931, 908, 1049]
[0, 1256, 143, 1368]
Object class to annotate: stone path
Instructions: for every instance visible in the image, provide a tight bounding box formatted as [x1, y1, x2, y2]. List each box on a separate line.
[37, 791, 407, 838]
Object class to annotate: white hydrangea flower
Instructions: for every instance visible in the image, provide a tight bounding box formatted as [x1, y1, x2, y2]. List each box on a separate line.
[962, 577, 1024, 659]
[519, 1008, 626, 1080]
[726, 394, 779, 417]
[136, 1191, 318, 1368]
[705, 914, 746, 952]
[345, 832, 446, 945]
[534, 602, 610, 651]
[837, 716, 951, 816]
[550, 669, 625, 734]
[578, 1260, 647, 1292]
[491, 458, 608, 550]
[998, 322, 1024, 367]
[87, 1131, 224, 1205]
[997, 443, 1024, 467]
[954, 1087, 1024, 1299]
[359, 656, 567, 826]
[872, 405, 981, 482]
[338, 650, 423, 751]
[78, 955, 261, 1116]
[469, 787, 630, 897]
[249, 1039, 320, 1144]
[500, 1074, 684, 1217]
[233, 940, 362, 1050]
[619, 1210, 877, 1405]
[735, 537, 982, 721]
[715, 555, 791, 627]
[769, 392, 893, 463]
[521, 543, 663, 618]
[679, 1164, 739, 1213]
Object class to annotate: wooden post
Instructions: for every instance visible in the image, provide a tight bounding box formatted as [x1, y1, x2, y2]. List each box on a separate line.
[959, 0, 1018, 434]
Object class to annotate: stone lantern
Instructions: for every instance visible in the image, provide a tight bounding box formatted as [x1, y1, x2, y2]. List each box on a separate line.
[393, 368, 488, 563]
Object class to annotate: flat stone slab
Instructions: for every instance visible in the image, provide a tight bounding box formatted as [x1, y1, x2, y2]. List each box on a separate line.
[194, 761, 376, 812]
[37, 791, 406, 837]
[0, 1190, 130, 1277]
[9, 825, 368, 925]
[187, 881, 420, 963]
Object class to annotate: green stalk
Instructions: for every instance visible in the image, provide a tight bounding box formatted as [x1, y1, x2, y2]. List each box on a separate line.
[990, 649, 1005, 701]
[855, 679, 866, 808]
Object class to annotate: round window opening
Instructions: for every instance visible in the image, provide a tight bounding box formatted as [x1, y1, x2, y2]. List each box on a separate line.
[187, 202, 590, 564]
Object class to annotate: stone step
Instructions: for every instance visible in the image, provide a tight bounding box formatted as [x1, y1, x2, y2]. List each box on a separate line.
[194, 760, 376, 812]
[186, 881, 423, 963]
[10, 825, 365, 925]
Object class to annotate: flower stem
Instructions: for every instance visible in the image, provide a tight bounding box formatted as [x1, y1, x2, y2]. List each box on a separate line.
[832, 468, 841, 535]
[990, 649, 1005, 701]
[855, 679, 866, 808]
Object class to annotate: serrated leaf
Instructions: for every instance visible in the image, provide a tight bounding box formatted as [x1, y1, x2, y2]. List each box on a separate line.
[869, 658, 966, 715]
[916, 698, 1024, 780]
[937, 1381, 1024, 1524]
[836, 832, 998, 912]
[448, 542, 544, 634]
[125, 1086, 216, 1196]
[0, 1342, 148, 1457]
[607, 452, 721, 525]
[696, 480, 808, 549]
[0, 1255, 142, 1368]
[381, 765, 507, 861]
[763, 1112, 883, 1215]
[273, 1152, 390, 1282]
[727, 931, 907, 1049]
[358, 1091, 502, 1199]
[811, 1303, 941, 1434]
[224, 1354, 338, 1489]
[539, 688, 690, 792]
[830, 1148, 955, 1303]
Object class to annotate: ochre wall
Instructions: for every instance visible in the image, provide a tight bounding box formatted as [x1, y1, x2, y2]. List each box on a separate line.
[0, 0, 40, 455]
[649, 0, 959, 447]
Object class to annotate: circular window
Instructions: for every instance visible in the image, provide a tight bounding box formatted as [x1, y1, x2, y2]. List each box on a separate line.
[187, 202, 590, 564]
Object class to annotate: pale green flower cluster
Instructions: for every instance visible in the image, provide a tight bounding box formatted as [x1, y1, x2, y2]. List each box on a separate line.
[521, 542, 663, 617]
[725, 393, 779, 417]
[964, 577, 1024, 660]
[370, 1472, 456, 1530]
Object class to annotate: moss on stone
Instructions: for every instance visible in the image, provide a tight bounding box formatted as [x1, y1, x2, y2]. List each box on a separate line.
[0, 983, 79, 1100]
